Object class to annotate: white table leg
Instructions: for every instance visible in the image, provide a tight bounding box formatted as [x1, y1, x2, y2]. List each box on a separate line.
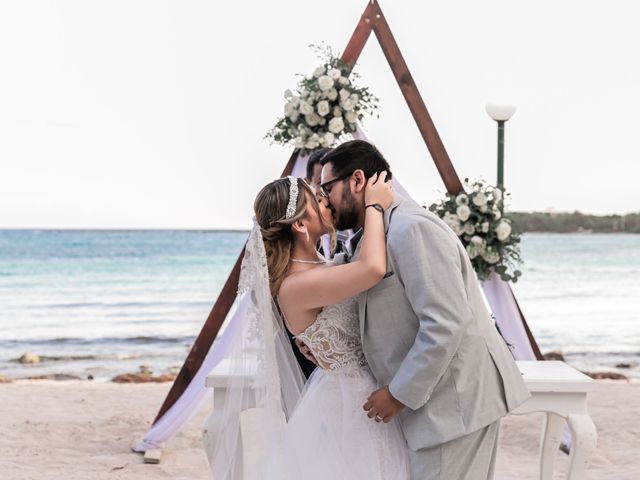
[566, 414, 597, 480]
[539, 412, 565, 480]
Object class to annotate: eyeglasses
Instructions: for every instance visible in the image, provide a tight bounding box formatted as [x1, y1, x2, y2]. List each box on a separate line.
[319, 173, 351, 198]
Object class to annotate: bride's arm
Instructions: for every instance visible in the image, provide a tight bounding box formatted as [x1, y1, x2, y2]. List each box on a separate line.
[279, 172, 392, 311]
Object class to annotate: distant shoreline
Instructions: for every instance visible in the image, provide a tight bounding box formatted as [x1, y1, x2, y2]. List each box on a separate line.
[1, 210, 639, 234]
[510, 211, 640, 234]
[0, 228, 253, 233]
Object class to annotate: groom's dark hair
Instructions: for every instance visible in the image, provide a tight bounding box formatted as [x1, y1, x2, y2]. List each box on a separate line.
[320, 140, 392, 181]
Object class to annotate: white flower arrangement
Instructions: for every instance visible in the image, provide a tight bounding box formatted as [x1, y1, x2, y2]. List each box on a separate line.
[428, 179, 523, 283]
[266, 44, 379, 153]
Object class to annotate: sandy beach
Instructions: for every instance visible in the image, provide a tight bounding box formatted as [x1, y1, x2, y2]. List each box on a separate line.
[0, 379, 638, 479]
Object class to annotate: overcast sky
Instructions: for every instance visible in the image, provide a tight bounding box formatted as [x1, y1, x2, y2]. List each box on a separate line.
[1, 1, 639, 229]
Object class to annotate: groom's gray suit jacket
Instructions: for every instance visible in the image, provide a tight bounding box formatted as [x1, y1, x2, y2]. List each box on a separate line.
[354, 195, 530, 451]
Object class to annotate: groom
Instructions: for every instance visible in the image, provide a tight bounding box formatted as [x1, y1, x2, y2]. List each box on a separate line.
[315, 140, 530, 480]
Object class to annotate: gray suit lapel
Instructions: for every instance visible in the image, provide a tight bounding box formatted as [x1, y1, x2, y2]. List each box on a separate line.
[357, 195, 402, 338]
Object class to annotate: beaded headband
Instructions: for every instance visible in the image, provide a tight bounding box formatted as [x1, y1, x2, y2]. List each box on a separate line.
[285, 176, 299, 219]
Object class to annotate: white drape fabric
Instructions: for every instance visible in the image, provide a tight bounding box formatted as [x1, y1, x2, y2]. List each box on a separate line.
[206, 221, 306, 479]
[133, 151, 311, 453]
[481, 272, 536, 360]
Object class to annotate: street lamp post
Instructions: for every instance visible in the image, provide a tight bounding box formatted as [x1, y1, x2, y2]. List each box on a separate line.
[485, 103, 516, 190]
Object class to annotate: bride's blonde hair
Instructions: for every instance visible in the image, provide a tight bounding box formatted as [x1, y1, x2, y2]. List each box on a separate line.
[254, 177, 335, 298]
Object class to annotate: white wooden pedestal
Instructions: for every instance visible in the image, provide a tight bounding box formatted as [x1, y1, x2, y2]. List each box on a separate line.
[515, 361, 597, 480]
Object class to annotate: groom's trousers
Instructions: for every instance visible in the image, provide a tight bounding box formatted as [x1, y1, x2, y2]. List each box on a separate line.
[408, 420, 500, 480]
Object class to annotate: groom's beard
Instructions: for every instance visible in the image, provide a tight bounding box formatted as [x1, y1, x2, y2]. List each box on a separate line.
[335, 188, 360, 231]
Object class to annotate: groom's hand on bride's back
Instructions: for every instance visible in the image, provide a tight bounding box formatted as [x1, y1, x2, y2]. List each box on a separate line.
[363, 386, 406, 423]
[295, 338, 318, 366]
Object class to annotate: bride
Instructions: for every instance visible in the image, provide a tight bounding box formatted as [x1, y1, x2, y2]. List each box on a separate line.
[208, 173, 409, 479]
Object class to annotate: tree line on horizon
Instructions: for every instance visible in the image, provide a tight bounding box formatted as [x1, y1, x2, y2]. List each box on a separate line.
[510, 211, 640, 233]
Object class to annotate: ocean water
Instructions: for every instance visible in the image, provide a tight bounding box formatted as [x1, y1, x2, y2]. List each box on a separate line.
[0, 230, 638, 380]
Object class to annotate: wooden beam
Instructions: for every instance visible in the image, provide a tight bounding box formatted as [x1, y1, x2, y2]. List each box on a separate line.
[341, 1, 375, 66]
[370, 2, 464, 195]
[152, 150, 299, 424]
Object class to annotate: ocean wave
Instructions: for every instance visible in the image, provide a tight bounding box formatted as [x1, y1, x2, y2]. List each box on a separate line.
[0, 335, 195, 347]
[25, 300, 207, 310]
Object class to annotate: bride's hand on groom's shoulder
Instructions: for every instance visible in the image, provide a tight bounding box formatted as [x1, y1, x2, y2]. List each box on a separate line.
[363, 385, 406, 423]
[364, 171, 393, 210]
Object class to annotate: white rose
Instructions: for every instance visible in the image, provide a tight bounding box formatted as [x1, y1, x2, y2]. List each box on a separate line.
[317, 100, 330, 117]
[471, 235, 485, 247]
[305, 139, 320, 150]
[482, 250, 500, 264]
[338, 76, 350, 85]
[333, 106, 342, 117]
[293, 137, 304, 149]
[317, 75, 334, 91]
[473, 192, 487, 207]
[284, 89, 293, 99]
[493, 208, 502, 220]
[339, 88, 350, 100]
[325, 88, 338, 101]
[481, 222, 489, 233]
[305, 133, 320, 149]
[463, 222, 475, 235]
[444, 212, 460, 224]
[480, 204, 488, 213]
[456, 205, 471, 221]
[299, 101, 313, 115]
[305, 113, 321, 127]
[313, 66, 325, 78]
[493, 188, 503, 201]
[455, 193, 468, 206]
[444, 214, 463, 236]
[327, 68, 342, 80]
[300, 89, 309, 98]
[466, 244, 479, 259]
[323, 132, 335, 146]
[350, 93, 359, 102]
[471, 236, 486, 255]
[495, 220, 512, 242]
[328, 116, 345, 134]
[284, 101, 296, 118]
[345, 110, 358, 124]
[340, 98, 357, 111]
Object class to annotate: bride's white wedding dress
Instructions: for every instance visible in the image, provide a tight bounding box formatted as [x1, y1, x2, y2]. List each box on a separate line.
[283, 297, 409, 479]
[207, 225, 409, 479]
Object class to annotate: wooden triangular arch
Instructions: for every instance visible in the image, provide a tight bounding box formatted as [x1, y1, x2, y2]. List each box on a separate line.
[151, 0, 542, 425]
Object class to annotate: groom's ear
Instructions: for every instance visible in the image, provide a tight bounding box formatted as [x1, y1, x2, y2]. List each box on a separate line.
[352, 169, 366, 194]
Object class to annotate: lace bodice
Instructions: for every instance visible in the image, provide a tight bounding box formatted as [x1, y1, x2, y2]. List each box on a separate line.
[296, 297, 368, 372]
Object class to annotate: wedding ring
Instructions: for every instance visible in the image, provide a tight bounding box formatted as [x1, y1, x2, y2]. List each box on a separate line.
[375, 415, 383, 422]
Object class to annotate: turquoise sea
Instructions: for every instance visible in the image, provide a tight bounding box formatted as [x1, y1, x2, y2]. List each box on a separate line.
[0, 230, 638, 380]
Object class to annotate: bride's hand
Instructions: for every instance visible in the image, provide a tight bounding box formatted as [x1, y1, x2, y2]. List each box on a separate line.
[364, 171, 393, 210]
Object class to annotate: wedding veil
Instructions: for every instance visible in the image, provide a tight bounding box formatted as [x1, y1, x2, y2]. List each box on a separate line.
[206, 220, 306, 479]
